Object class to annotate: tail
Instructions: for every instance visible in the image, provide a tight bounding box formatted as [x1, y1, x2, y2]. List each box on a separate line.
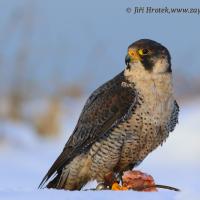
[46, 173, 62, 189]
[39, 166, 70, 190]
[39, 158, 89, 190]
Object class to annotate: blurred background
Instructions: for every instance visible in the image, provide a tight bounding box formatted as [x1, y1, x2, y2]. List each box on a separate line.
[0, 0, 199, 199]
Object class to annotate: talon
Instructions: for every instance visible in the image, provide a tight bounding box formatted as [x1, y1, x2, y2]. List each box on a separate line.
[96, 183, 108, 190]
[116, 172, 123, 184]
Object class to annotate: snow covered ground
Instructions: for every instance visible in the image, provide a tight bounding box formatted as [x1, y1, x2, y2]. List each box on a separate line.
[0, 99, 199, 200]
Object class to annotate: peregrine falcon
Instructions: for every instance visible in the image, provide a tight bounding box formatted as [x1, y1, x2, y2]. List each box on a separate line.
[39, 39, 179, 190]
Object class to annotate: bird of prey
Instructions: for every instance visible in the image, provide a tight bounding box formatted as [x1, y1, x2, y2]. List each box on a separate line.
[39, 39, 179, 190]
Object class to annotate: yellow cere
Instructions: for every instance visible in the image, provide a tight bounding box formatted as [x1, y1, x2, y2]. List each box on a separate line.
[128, 49, 141, 61]
[128, 49, 136, 57]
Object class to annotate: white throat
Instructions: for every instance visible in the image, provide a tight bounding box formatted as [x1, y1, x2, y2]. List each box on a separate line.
[124, 62, 174, 113]
[124, 63, 174, 125]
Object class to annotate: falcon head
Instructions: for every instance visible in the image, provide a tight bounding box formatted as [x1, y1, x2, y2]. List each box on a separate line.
[125, 39, 171, 74]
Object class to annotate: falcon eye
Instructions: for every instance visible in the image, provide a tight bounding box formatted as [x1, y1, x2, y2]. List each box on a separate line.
[138, 48, 149, 56]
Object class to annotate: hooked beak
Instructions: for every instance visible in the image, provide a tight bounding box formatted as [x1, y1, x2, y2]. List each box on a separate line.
[128, 49, 141, 61]
[125, 55, 131, 66]
[125, 49, 141, 67]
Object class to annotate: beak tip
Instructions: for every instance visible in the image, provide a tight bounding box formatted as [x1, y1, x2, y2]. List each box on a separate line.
[125, 55, 131, 66]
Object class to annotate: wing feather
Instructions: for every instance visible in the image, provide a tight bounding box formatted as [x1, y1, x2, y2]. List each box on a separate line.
[169, 100, 179, 132]
[39, 72, 137, 188]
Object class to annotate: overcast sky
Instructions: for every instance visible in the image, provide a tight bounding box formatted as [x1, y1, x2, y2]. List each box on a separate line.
[0, 0, 199, 93]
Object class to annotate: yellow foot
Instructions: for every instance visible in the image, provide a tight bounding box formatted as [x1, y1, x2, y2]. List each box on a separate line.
[111, 182, 128, 191]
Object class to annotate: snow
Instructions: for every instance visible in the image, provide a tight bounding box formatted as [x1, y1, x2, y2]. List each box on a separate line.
[0, 100, 199, 200]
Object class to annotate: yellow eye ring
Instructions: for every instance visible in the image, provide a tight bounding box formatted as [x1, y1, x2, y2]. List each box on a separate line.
[138, 49, 149, 56]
